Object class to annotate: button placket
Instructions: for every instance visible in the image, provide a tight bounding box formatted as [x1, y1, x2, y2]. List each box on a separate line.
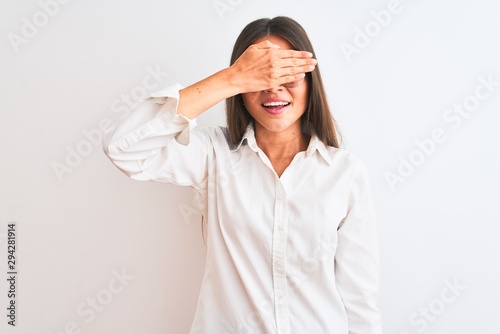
[272, 180, 290, 334]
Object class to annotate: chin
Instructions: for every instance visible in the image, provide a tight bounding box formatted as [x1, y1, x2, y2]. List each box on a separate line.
[256, 118, 298, 133]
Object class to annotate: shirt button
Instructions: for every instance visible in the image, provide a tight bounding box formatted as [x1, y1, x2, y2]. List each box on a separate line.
[276, 291, 284, 299]
[276, 190, 284, 200]
[160, 113, 171, 123]
[277, 224, 283, 232]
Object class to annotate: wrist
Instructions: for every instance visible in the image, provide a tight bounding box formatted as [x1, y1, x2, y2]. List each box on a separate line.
[222, 65, 243, 96]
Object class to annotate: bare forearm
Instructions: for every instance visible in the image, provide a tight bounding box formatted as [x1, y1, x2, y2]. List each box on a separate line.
[177, 67, 239, 119]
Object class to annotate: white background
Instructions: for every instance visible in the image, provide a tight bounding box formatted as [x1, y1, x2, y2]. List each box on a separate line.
[1, 0, 499, 333]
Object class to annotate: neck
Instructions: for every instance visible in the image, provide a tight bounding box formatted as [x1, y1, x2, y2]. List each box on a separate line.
[254, 122, 309, 159]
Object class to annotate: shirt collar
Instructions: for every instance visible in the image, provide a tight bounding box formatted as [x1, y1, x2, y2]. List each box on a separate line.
[231, 122, 258, 152]
[231, 122, 333, 166]
[305, 133, 333, 165]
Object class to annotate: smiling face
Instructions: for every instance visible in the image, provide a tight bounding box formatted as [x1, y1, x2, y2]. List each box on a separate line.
[241, 35, 309, 138]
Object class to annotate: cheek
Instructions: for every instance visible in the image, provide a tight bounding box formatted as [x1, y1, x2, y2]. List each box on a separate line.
[242, 94, 265, 120]
[242, 93, 259, 106]
[291, 81, 309, 108]
[292, 89, 309, 110]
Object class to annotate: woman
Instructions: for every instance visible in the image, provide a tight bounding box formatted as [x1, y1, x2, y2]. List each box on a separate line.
[104, 16, 381, 334]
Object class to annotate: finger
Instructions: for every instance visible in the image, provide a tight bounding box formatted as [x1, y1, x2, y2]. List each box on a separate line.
[253, 40, 281, 49]
[287, 64, 316, 75]
[275, 57, 318, 69]
[275, 73, 306, 86]
[276, 49, 314, 59]
[273, 63, 317, 81]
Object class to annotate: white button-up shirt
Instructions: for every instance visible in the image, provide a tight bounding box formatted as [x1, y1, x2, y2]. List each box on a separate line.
[103, 84, 382, 334]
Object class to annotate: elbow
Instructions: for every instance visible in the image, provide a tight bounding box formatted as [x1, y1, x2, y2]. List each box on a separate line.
[102, 139, 150, 181]
[103, 153, 151, 181]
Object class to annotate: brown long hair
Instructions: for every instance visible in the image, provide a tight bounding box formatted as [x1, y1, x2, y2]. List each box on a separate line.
[226, 16, 342, 148]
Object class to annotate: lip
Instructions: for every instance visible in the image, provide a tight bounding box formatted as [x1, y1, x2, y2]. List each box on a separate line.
[261, 98, 290, 115]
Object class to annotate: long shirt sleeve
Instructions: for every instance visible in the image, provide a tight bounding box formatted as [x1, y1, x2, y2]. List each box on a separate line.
[335, 161, 382, 333]
[103, 84, 209, 186]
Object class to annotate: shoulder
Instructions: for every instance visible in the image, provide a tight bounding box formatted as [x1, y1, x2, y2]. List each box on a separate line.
[324, 146, 368, 172]
[192, 125, 232, 149]
[327, 147, 373, 195]
[322, 146, 373, 189]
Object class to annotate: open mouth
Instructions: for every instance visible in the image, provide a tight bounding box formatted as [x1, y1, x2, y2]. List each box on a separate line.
[261, 101, 290, 114]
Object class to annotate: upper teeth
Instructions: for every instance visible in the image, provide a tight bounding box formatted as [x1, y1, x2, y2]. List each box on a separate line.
[263, 101, 289, 107]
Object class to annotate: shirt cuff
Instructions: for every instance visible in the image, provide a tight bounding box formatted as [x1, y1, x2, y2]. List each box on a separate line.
[151, 83, 197, 146]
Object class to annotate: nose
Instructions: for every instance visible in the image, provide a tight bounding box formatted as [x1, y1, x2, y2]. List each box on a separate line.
[264, 85, 284, 93]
